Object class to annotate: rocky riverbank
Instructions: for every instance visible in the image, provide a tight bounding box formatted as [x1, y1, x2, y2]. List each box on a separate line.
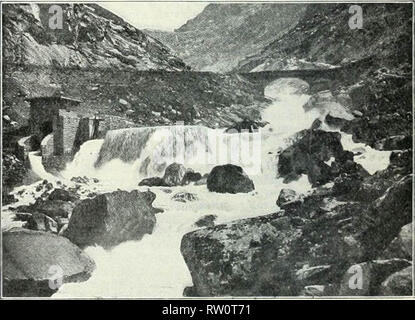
[180, 64, 413, 297]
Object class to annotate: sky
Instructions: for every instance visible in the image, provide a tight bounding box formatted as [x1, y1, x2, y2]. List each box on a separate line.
[98, 2, 209, 31]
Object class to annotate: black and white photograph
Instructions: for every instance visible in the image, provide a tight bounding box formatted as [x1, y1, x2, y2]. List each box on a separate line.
[1, 0, 413, 300]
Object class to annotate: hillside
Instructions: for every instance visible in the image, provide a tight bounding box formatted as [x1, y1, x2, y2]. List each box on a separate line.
[146, 3, 307, 72]
[2, 4, 268, 137]
[2, 3, 188, 71]
[237, 3, 412, 72]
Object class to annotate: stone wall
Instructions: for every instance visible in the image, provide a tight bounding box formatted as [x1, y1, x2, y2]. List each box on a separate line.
[15, 135, 37, 164]
[54, 110, 81, 156]
[41, 133, 54, 163]
[97, 115, 136, 138]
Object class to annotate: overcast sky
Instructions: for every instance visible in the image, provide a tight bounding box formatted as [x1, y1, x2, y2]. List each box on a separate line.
[98, 2, 209, 31]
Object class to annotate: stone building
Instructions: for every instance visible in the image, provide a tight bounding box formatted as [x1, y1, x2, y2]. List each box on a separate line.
[25, 94, 137, 172]
[27, 95, 82, 145]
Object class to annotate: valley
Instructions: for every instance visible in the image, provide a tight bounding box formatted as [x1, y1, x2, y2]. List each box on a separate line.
[1, 2, 413, 298]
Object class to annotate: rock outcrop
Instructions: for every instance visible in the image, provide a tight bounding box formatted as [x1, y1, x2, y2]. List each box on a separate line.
[379, 266, 413, 296]
[207, 164, 255, 194]
[3, 4, 187, 71]
[277, 129, 368, 186]
[163, 163, 187, 187]
[139, 163, 204, 187]
[181, 167, 412, 296]
[64, 190, 160, 248]
[3, 228, 95, 297]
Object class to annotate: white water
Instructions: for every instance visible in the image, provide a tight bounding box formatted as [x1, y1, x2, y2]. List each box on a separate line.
[52, 78, 317, 298]
[4, 78, 390, 297]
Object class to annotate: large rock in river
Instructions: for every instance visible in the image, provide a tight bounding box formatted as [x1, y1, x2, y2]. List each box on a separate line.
[3, 228, 95, 297]
[163, 163, 187, 186]
[278, 129, 368, 186]
[181, 214, 303, 296]
[64, 190, 159, 248]
[207, 164, 255, 194]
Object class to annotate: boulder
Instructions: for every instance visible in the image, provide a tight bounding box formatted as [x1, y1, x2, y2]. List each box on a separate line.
[64, 190, 159, 248]
[339, 259, 411, 296]
[194, 175, 208, 186]
[225, 119, 265, 133]
[47, 188, 79, 202]
[357, 175, 412, 258]
[373, 135, 412, 151]
[182, 171, 203, 185]
[138, 176, 167, 187]
[277, 129, 365, 186]
[163, 163, 187, 186]
[172, 192, 198, 203]
[207, 164, 255, 194]
[276, 189, 303, 209]
[382, 223, 412, 260]
[3, 228, 95, 297]
[181, 214, 303, 296]
[379, 266, 413, 296]
[26, 212, 58, 233]
[18, 198, 75, 219]
[194, 215, 217, 228]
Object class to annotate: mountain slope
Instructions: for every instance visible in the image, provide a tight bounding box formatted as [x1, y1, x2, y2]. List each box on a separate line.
[2, 3, 188, 70]
[237, 3, 412, 72]
[146, 3, 307, 72]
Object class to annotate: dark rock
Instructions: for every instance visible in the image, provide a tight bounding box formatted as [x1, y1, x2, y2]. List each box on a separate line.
[64, 190, 159, 248]
[339, 259, 411, 296]
[389, 149, 412, 169]
[181, 214, 303, 296]
[2, 153, 27, 205]
[382, 223, 412, 260]
[70, 176, 90, 184]
[379, 266, 412, 296]
[138, 177, 167, 187]
[310, 119, 322, 130]
[32, 199, 75, 219]
[277, 129, 365, 186]
[26, 212, 58, 233]
[357, 175, 413, 259]
[163, 163, 187, 186]
[172, 192, 198, 203]
[194, 175, 208, 186]
[325, 113, 348, 128]
[194, 215, 217, 228]
[182, 171, 203, 185]
[3, 228, 95, 297]
[301, 285, 338, 296]
[332, 173, 364, 197]
[48, 188, 79, 202]
[374, 135, 412, 151]
[276, 188, 303, 209]
[207, 164, 255, 194]
[225, 119, 265, 133]
[3, 194, 18, 205]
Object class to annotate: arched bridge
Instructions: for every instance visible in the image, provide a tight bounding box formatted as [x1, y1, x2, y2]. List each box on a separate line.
[238, 57, 375, 93]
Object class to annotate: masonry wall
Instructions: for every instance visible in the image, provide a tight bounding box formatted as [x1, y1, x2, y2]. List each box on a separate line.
[97, 115, 136, 138]
[54, 110, 81, 157]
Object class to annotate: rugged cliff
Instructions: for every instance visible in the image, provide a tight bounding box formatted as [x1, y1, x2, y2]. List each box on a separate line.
[2, 3, 187, 70]
[237, 3, 412, 72]
[146, 3, 307, 72]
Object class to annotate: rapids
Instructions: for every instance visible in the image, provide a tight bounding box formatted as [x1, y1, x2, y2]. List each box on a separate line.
[2, 78, 391, 297]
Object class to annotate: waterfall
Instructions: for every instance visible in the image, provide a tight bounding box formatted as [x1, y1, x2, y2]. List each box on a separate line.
[27, 151, 56, 182]
[54, 79, 317, 298]
[65, 125, 263, 188]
